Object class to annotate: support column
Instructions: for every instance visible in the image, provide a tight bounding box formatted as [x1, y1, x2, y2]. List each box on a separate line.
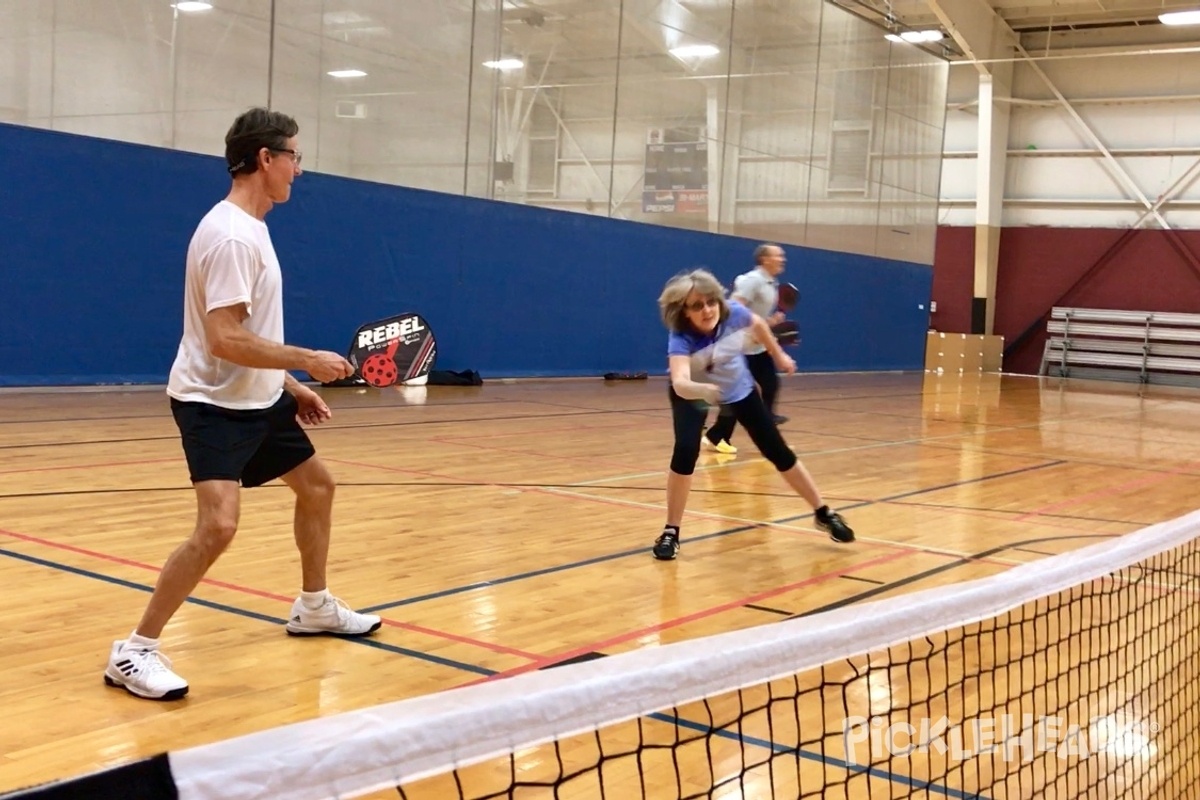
[925, 0, 1021, 336]
[972, 63, 1011, 334]
[706, 81, 720, 233]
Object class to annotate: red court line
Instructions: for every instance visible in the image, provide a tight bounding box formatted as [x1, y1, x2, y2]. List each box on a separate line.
[1013, 464, 1200, 522]
[877, 499, 1139, 539]
[0, 456, 179, 475]
[0, 527, 540, 662]
[328, 455, 1050, 563]
[466, 549, 916, 685]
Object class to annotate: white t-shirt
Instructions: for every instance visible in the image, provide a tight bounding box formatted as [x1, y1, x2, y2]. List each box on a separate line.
[167, 200, 286, 410]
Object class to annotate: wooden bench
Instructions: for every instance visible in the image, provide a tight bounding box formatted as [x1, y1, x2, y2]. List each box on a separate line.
[1040, 307, 1200, 386]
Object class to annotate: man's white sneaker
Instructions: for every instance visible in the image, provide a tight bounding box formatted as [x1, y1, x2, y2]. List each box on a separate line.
[103, 640, 189, 701]
[285, 595, 382, 637]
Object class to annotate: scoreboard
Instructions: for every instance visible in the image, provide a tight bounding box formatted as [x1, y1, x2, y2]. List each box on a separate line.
[643, 129, 708, 214]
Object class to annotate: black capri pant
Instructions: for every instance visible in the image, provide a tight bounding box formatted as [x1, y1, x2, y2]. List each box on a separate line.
[705, 351, 779, 443]
[669, 385, 796, 476]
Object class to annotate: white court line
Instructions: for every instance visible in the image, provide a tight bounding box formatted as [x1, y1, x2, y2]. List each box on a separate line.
[569, 405, 1154, 489]
[568, 425, 1023, 488]
[551, 405, 1161, 567]
[538, 484, 1029, 567]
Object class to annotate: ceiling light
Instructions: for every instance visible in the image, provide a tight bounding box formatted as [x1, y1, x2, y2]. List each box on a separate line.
[1160, 10, 1200, 24]
[483, 59, 525, 70]
[173, 1, 213, 11]
[326, 69, 367, 78]
[669, 44, 720, 58]
[887, 29, 944, 43]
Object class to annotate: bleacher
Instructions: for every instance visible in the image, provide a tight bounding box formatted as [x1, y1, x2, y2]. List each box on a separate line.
[1040, 307, 1200, 387]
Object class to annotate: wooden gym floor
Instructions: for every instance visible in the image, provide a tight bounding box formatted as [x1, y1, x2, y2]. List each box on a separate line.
[2, 371, 1199, 797]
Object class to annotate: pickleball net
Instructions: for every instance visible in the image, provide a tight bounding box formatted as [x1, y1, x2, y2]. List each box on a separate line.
[6, 510, 1200, 800]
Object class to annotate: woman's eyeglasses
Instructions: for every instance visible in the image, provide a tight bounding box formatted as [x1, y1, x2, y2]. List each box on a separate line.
[685, 297, 719, 312]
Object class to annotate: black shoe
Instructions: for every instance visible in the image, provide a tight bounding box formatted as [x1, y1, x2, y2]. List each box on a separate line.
[774, 414, 789, 425]
[817, 511, 854, 543]
[653, 529, 680, 560]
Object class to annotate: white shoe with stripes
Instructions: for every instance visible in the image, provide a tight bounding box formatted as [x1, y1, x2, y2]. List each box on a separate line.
[285, 595, 382, 637]
[104, 639, 189, 701]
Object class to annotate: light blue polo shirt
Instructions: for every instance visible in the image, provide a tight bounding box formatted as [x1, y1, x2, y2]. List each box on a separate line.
[667, 301, 757, 404]
[731, 268, 778, 356]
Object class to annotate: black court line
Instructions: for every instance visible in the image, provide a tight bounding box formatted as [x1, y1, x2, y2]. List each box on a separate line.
[0, 397, 519, 427]
[539, 651, 608, 669]
[790, 398, 1154, 431]
[1, 477, 1152, 534]
[657, 711, 981, 800]
[541, 388, 946, 425]
[0, 483, 875, 502]
[760, 459, 1068, 528]
[524, 388, 935, 415]
[362, 460, 1069, 613]
[789, 534, 1115, 621]
[358, 537, 740, 613]
[1, 530, 976, 798]
[0, 434, 183, 450]
[3, 511, 1129, 799]
[920, 441, 1200, 483]
[0, 547, 497, 677]
[0, 406, 668, 451]
[872, 460, 1069, 503]
[3, 460, 1077, 625]
[840, 574, 885, 585]
[745, 603, 793, 616]
[881, 498, 1154, 528]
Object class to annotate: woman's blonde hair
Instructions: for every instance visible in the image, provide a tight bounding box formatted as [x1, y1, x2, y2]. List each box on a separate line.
[658, 268, 730, 332]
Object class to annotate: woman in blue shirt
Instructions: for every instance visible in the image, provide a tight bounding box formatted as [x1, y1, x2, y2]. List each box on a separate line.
[654, 268, 854, 560]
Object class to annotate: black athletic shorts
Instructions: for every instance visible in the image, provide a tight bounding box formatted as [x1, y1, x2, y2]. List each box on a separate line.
[170, 392, 316, 488]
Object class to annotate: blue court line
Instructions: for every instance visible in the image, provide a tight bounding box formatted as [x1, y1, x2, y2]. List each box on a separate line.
[875, 460, 1069, 504]
[5, 458, 1065, 797]
[778, 459, 1070, 522]
[0, 547, 494, 676]
[364, 459, 1069, 614]
[359, 530, 751, 613]
[657, 711, 986, 799]
[0, 549, 978, 796]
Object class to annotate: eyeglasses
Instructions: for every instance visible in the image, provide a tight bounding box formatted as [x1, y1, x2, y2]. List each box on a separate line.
[685, 297, 720, 312]
[271, 147, 303, 166]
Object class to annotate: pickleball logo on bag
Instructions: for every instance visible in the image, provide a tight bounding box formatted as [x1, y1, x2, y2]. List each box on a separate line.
[346, 313, 437, 388]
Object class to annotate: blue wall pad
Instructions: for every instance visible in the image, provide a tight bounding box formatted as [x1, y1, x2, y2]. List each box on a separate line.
[0, 123, 932, 386]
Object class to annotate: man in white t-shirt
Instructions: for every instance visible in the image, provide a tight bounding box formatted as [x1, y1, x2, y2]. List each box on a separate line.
[703, 243, 790, 454]
[103, 108, 381, 701]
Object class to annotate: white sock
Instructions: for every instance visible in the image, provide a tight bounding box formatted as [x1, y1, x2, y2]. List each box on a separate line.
[127, 631, 159, 649]
[300, 589, 330, 610]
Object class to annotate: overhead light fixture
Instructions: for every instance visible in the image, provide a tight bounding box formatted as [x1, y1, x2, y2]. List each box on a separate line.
[173, 1, 213, 11]
[483, 59, 525, 70]
[886, 29, 944, 43]
[327, 69, 367, 78]
[669, 44, 720, 58]
[1160, 10, 1200, 24]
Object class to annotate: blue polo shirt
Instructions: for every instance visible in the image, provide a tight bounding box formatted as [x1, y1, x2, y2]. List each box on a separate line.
[667, 301, 757, 404]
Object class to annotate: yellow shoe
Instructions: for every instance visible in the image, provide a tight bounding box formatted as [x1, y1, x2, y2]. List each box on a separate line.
[702, 438, 738, 455]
